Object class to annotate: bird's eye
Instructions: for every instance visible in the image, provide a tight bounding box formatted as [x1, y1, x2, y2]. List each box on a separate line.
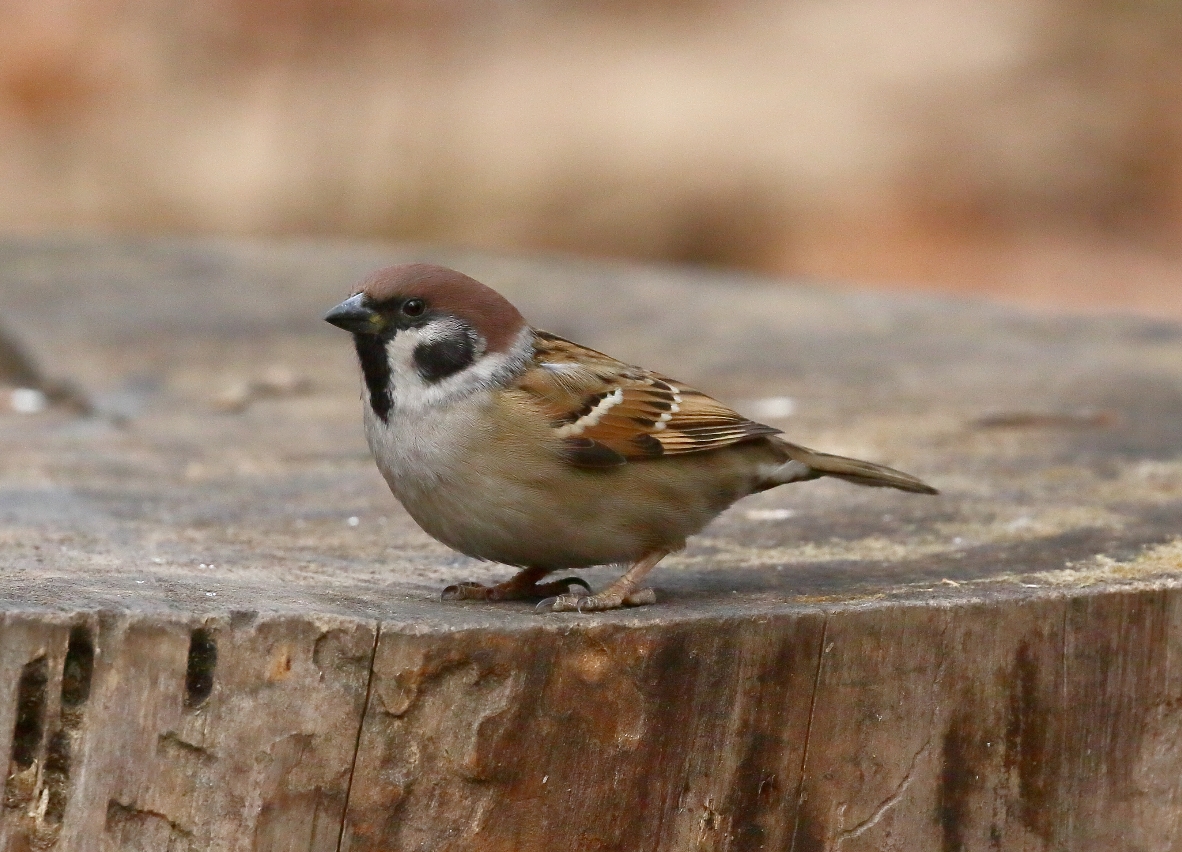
[402, 299, 426, 317]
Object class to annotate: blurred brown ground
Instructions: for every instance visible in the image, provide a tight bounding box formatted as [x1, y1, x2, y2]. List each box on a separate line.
[1, 0, 1180, 319]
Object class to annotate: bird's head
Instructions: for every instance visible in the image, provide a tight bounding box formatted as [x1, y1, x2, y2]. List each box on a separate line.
[325, 264, 530, 418]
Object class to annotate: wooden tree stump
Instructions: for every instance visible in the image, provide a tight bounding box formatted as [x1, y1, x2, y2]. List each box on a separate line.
[1, 237, 1180, 851]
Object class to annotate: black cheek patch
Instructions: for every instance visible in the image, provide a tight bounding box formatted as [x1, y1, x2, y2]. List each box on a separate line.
[413, 334, 476, 384]
[353, 334, 392, 422]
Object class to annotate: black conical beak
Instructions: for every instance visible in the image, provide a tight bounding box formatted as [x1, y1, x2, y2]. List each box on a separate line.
[324, 293, 385, 334]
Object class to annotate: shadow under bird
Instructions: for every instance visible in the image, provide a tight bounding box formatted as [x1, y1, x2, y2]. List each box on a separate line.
[325, 264, 937, 612]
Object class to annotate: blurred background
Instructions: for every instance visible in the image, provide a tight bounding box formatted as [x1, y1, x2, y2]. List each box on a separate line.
[2, 0, 1180, 318]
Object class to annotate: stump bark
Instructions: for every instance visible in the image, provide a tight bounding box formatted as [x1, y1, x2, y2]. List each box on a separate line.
[1, 237, 1181, 851]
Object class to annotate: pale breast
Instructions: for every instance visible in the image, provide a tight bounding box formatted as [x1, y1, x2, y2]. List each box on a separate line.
[362, 389, 487, 493]
[363, 389, 580, 563]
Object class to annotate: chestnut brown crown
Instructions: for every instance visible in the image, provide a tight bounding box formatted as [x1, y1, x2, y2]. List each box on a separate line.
[356, 264, 527, 353]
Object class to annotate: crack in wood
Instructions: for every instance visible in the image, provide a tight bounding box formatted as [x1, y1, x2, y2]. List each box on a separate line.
[158, 731, 216, 764]
[43, 625, 95, 825]
[184, 628, 217, 710]
[106, 798, 194, 838]
[335, 620, 382, 852]
[788, 616, 828, 852]
[1058, 603, 1071, 845]
[7, 656, 48, 774]
[835, 736, 933, 846]
[2, 625, 97, 844]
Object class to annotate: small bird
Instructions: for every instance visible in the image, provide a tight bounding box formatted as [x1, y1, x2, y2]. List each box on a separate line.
[325, 264, 936, 612]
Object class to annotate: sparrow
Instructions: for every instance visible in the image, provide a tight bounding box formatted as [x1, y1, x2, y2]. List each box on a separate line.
[325, 264, 937, 612]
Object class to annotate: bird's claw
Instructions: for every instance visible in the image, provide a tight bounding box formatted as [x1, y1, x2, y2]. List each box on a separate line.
[535, 582, 590, 612]
[441, 582, 489, 602]
[444, 576, 591, 604]
[533, 576, 591, 597]
[539, 587, 657, 613]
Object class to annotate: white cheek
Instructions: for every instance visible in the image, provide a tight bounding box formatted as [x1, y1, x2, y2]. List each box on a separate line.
[384, 329, 428, 388]
[382, 323, 531, 414]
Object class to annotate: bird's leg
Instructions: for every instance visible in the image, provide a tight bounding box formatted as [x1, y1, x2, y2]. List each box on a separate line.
[543, 550, 670, 613]
[441, 566, 590, 602]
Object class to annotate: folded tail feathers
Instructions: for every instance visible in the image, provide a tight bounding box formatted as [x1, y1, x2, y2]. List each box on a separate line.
[770, 440, 938, 495]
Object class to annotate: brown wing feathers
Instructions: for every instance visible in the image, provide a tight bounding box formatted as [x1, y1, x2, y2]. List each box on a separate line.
[521, 331, 779, 467]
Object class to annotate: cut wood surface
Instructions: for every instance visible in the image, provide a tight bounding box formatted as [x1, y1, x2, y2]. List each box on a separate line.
[0, 237, 1180, 850]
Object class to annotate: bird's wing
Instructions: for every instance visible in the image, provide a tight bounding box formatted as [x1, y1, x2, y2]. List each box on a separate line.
[516, 330, 780, 468]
